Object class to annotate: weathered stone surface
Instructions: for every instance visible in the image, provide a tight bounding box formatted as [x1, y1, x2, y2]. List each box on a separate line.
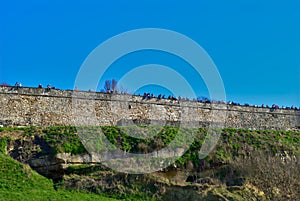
[0, 86, 299, 130]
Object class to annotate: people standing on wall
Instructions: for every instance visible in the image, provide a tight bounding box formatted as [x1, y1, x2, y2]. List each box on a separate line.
[46, 84, 51, 92]
[14, 82, 22, 90]
[14, 82, 19, 89]
[157, 94, 162, 101]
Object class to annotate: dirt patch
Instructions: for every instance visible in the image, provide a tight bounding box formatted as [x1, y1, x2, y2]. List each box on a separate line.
[0, 130, 24, 140]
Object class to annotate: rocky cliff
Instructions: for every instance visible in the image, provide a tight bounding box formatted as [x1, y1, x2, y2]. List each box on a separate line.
[1, 126, 299, 200]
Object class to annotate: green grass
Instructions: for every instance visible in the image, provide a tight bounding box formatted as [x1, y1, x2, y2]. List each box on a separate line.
[2, 126, 299, 166]
[1, 126, 299, 200]
[0, 137, 10, 153]
[0, 152, 121, 201]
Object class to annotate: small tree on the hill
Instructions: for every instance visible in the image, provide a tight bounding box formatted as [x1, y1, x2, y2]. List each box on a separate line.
[104, 79, 118, 93]
[0, 82, 10, 86]
[104, 80, 111, 93]
[111, 79, 117, 93]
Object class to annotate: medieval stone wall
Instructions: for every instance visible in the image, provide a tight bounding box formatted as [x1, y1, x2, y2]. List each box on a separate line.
[0, 86, 299, 130]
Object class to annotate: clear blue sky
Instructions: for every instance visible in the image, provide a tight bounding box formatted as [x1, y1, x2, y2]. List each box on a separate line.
[1, 0, 299, 107]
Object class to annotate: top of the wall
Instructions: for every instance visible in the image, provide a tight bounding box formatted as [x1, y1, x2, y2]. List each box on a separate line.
[0, 86, 299, 116]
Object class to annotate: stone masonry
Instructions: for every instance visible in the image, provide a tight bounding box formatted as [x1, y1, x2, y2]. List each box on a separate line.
[0, 86, 299, 130]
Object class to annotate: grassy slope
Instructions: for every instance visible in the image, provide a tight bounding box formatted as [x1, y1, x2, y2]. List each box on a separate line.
[0, 152, 120, 201]
[0, 126, 299, 200]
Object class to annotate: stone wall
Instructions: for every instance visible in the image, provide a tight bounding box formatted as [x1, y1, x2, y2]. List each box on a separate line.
[0, 86, 299, 130]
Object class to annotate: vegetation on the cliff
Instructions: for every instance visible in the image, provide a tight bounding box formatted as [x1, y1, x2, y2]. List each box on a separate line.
[0, 126, 299, 200]
[0, 152, 122, 201]
[13, 126, 299, 157]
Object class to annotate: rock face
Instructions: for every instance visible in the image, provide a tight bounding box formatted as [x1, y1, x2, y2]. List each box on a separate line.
[2, 127, 299, 200]
[0, 86, 299, 130]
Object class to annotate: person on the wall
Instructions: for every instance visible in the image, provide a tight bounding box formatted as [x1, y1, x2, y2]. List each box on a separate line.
[14, 82, 22, 90]
[14, 82, 19, 89]
[46, 84, 51, 92]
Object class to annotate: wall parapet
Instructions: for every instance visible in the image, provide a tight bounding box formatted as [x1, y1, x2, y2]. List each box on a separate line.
[0, 86, 299, 130]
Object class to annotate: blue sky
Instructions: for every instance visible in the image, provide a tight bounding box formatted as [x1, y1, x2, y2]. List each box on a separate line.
[0, 0, 299, 107]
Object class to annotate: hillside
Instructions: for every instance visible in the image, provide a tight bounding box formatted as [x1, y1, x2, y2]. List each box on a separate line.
[0, 151, 124, 201]
[0, 126, 299, 200]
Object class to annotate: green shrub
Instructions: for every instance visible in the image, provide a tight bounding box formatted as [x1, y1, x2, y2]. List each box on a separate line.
[0, 137, 10, 154]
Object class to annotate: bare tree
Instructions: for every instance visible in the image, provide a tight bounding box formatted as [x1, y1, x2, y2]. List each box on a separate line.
[118, 86, 128, 94]
[0, 82, 10, 86]
[232, 153, 300, 200]
[104, 80, 111, 93]
[111, 79, 117, 93]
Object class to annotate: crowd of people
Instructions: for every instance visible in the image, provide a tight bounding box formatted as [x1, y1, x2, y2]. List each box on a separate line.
[142, 93, 178, 101]
[9, 82, 56, 93]
[14, 82, 22, 89]
[139, 92, 299, 110]
[2, 81, 299, 111]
